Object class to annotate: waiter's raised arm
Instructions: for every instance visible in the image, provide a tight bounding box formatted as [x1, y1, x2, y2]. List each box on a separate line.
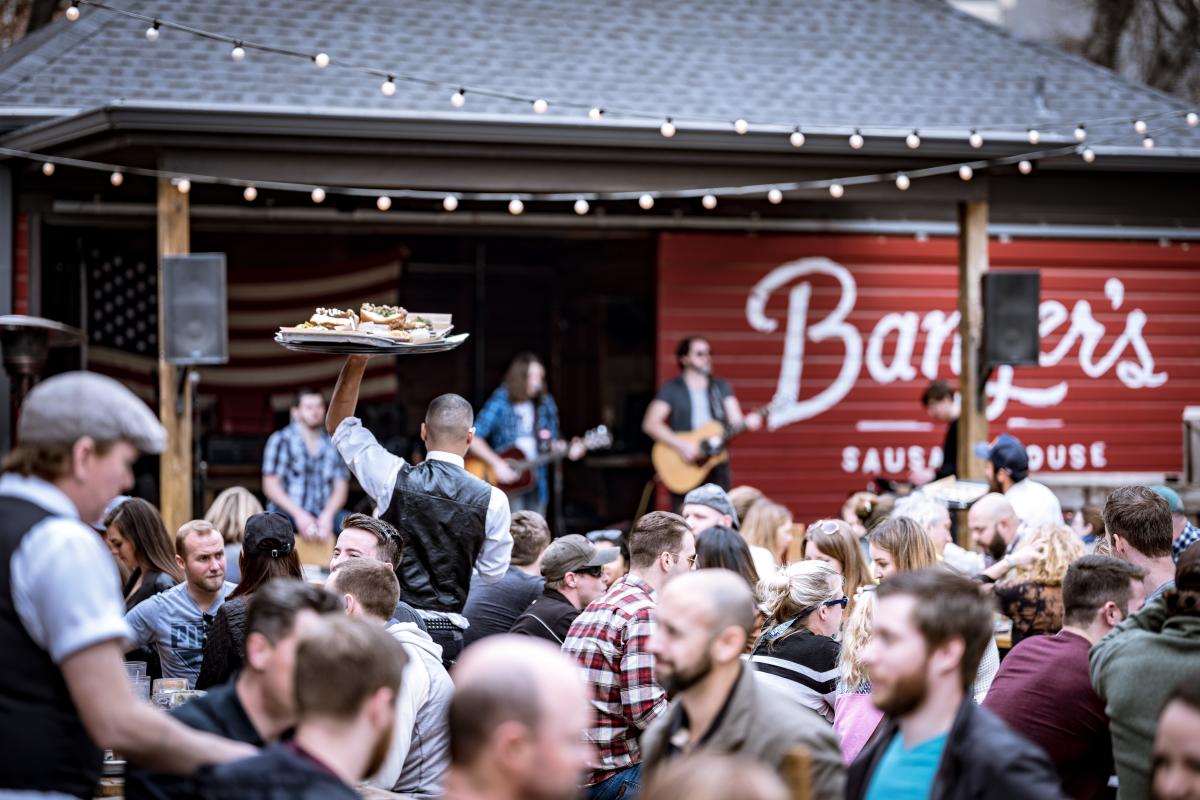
[327, 355, 370, 435]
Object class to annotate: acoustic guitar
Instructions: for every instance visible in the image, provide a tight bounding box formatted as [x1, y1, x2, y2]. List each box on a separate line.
[651, 405, 772, 494]
[466, 425, 612, 497]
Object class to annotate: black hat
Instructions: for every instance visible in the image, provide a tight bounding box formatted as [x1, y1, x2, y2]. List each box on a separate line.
[243, 511, 295, 558]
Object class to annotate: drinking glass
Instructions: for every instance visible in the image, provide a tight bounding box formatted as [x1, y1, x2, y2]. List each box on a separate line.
[123, 661, 147, 679]
[129, 676, 151, 702]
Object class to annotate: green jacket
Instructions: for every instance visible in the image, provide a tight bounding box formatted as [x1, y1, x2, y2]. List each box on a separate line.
[1089, 593, 1200, 800]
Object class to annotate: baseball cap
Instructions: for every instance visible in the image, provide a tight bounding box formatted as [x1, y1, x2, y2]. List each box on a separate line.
[1151, 486, 1184, 515]
[18, 371, 165, 454]
[682, 483, 740, 528]
[243, 511, 295, 559]
[541, 534, 618, 582]
[973, 433, 1029, 477]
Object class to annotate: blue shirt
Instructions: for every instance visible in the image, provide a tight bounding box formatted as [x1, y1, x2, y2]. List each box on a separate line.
[1175, 521, 1200, 562]
[125, 581, 234, 688]
[473, 387, 561, 507]
[864, 731, 948, 800]
[262, 422, 349, 517]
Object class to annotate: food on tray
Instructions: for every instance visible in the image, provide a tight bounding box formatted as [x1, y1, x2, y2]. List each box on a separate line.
[281, 305, 449, 345]
[309, 307, 358, 329]
[359, 303, 408, 329]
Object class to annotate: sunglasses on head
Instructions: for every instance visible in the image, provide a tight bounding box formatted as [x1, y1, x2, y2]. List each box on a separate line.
[809, 519, 842, 536]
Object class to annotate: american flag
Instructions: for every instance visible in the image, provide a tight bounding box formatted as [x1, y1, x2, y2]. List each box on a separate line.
[86, 248, 401, 435]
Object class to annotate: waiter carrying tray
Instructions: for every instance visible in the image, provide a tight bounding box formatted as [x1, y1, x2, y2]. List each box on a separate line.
[326, 355, 513, 667]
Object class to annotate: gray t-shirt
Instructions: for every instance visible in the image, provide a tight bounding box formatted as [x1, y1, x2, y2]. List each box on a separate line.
[125, 580, 234, 687]
[462, 565, 544, 646]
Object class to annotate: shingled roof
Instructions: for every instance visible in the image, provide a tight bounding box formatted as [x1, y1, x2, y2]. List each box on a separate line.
[0, 0, 1196, 151]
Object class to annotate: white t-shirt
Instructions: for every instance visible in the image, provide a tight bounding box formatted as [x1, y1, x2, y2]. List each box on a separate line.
[512, 400, 537, 460]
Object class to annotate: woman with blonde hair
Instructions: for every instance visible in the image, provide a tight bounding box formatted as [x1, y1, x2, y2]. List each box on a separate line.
[834, 587, 882, 763]
[204, 486, 263, 584]
[990, 524, 1084, 645]
[749, 560, 846, 723]
[866, 516, 937, 581]
[801, 519, 874, 605]
[741, 500, 794, 579]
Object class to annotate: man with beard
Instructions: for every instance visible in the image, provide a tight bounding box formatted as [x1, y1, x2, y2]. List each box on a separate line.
[444, 635, 593, 800]
[199, 615, 406, 800]
[681, 483, 739, 535]
[974, 433, 1064, 533]
[509, 533, 615, 645]
[640, 570, 844, 796]
[125, 520, 235, 687]
[848, 568, 1063, 800]
[967, 492, 1042, 583]
[263, 388, 349, 542]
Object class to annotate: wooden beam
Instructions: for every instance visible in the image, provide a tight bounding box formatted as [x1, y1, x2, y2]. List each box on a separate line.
[957, 201, 989, 544]
[157, 178, 191, 534]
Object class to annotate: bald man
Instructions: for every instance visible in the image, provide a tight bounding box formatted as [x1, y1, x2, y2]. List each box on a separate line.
[641, 570, 844, 797]
[327, 357, 513, 667]
[969, 493, 1022, 564]
[445, 636, 593, 800]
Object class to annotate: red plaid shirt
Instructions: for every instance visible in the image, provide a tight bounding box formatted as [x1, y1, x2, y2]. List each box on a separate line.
[562, 574, 666, 786]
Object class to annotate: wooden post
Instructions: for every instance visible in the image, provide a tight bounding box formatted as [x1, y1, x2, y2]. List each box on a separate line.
[157, 178, 191, 533]
[956, 200, 989, 546]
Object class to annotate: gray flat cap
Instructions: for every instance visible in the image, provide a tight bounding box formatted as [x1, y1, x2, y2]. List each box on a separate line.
[19, 371, 166, 454]
[682, 483, 740, 528]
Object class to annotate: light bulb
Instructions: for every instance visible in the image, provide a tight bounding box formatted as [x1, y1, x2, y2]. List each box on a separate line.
[660, 119, 676, 138]
[41, 162, 55, 176]
[1081, 147, 1095, 163]
[968, 130, 983, 148]
[314, 52, 330, 68]
[895, 173, 911, 191]
[638, 194, 654, 210]
[109, 171, 123, 187]
[381, 77, 396, 96]
[588, 107, 603, 121]
[574, 198, 589, 215]
[145, 24, 160, 41]
[231, 44, 245, 62]
[1018, 160, 1033, 175]
[451, 90, 466, 108]
[1133, 119, 1147, 134]
[508, 197, 524, 215]
[734, 118, 749, 135]
[376, 196, 391, 211]
[1027, 128, 1040, 145]
[311, 187, 326, 203]
[176, 178, 191, 194]
[1188, 112, 1199, 127]
[958, 165, 974, 181]
[701, 194, 717, 210]
[1074, 124, 1087, 142]
[905, 130, 921, 149]
[849, 130, 864, 149]
[65, 3, 79, 21]
[442, 195, 458, 212]
[767, 188, 783, 204]
[243, 186, 257, 201]
[789, 129, 805, 148]
[1142, 135, 1155, 149]
[829, 183, 844, 198]
[532, 98, 548, 114]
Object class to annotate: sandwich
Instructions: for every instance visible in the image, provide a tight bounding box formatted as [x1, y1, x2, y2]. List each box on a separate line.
[359, 303, 408, 330]
[308, 307, 358, 330]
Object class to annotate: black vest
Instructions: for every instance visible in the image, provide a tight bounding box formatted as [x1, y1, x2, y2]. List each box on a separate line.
[0, 495, 103, 798]
[380, 458, 492, 614]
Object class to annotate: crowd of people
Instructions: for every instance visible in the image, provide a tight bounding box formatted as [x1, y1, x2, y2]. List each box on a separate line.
[1, 367, 1200, 800]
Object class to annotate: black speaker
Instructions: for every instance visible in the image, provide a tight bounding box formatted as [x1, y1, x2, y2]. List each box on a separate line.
[982, 271, 1040, 366]
[163, 253, 228, 365]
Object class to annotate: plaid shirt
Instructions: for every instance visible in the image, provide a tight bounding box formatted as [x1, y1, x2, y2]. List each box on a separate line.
[561, 574, 666, 786]
[1176, 521, 1200, 562]
[474, 387, 560, 507]
[262, 422, 349, 517]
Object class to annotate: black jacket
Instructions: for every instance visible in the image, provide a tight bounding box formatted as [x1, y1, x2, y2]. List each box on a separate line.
[197, 743, 357, 800]
[509, 588, 580, 644]
[196, 596, 248, 689]
[846, 695, 1066, 800]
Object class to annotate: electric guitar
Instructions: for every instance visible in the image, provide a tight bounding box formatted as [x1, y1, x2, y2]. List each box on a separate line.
[651, 405, 774, 494]
[466, 425, 612, 497]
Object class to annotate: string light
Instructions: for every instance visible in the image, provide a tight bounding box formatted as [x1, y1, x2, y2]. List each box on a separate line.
[231, 43, 245, 62]
[588, 107, 604, 121]
[313, 52, 330, 68]
[41, 162, 55, 176]
[1142, 135, 1155, 149]
[508, 197, 524, 215]
[789, 128, 805, 148]
[381, 76, 396, 96]
[243, 185, 257, 201]
[1080, 147, 1095, 163]
[969, 130, 983, 148]
[829, 183, 844, 198]
[895, 173, 911, 190]
[311, 187, 326, 203]
[1189, 112, 1199, 127]
[65, 2, 79, 21]
[145, 21, 160, 41]
[109, 171, 123, 186]
[175, 177, 191, 194]
[1133, 119, 1148, 134]
[376, 195, 391, 211]
[574, 198, 589, 215]
[1017, 160, 1033, 175]
[905, 130, 921, 149]
[767, 188, 783, 204]
[660, 118, 676, 138]
[532, 99, 549, 114]
[451, 89, 466, 108]
[638, 194, 655, 210]
[733, 119, 749, 135]
[701, 194, 717, 209]
[442, 195, 458, 211]
[1074, 124, 1087, 142]
[958, 165, 973, 181]
[1027, 129, 1040, 145]
[849, 129, 864, 149]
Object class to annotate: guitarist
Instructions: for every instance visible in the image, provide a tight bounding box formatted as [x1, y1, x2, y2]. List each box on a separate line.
[469, 352, 585, 514]
[642, 336, 761, 503]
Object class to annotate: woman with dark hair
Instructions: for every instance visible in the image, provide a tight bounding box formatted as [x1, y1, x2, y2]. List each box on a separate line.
[696, 524, 761, 590]
[196, 511, 301, 688]
[104, 497, 182, 610]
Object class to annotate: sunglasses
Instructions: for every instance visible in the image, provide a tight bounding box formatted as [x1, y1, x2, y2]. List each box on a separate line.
[809, 519, 843, 536]
[823, 595, 850, 609]
[575, 566, 604, 578]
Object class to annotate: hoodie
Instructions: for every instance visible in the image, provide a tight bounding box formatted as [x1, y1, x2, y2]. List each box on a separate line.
[367, 622, 454, 800]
